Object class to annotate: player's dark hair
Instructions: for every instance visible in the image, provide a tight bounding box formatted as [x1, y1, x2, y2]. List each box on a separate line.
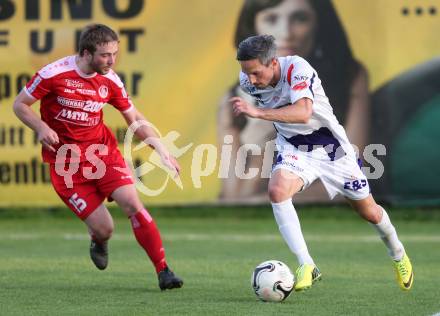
[78, 24, 119, 56]
[233, 0, 362, 124]
[237, 35, 277, 65]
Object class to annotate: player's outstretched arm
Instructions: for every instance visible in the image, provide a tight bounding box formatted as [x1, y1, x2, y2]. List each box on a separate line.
[121, 108, 180, 176]
[13, 90, 59, 152]
[230, 96, 313, 124]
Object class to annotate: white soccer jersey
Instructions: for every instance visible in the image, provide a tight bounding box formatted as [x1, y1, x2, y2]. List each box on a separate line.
[239, 56, 369, 200]
[239, 56, 354, 161]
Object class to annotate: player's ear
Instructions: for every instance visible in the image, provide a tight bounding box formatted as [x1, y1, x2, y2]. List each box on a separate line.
[83, 49, 93, 60]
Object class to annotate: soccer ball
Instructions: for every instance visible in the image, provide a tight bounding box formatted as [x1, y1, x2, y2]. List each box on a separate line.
[251, 260, 295, 302]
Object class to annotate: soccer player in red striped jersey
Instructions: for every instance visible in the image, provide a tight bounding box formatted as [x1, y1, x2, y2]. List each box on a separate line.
[13, 24, 183, 291]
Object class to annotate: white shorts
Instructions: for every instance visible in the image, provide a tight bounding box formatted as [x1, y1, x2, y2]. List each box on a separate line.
[272, 136, 370, 201]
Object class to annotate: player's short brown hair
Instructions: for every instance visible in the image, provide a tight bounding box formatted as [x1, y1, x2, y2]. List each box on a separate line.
[78, 24, 119, 56]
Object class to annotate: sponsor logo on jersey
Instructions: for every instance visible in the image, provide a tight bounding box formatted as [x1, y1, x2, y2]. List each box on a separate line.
[292, 81, 308, 91]
[98, 85, 109, 98]
[276, 160, 304, 172]
[28, 75, 42, 93]
[58, 108, 88, 121]
[64, 88, 75, 94]
[76, 88, 96, 96]
[275, 154, 303, 171]
[55, 109, 100, 126]
[285, 154, 299, 161]
[56, 96, 105, 112]
[83, 100, 105, 112]
[293, 75, 309, 81]
[65, 79, 84, 88]
[57, 96, 85, 109]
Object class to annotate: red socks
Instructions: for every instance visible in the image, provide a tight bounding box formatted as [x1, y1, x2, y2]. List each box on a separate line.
[130, 209, 167, 273]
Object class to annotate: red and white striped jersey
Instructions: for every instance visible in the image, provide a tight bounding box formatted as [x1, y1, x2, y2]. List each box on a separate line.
[25, 55, 134, 163]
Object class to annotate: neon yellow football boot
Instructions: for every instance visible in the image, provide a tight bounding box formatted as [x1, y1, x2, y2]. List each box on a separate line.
[393, 253, 414, 291]
[294, 264, 322, 291]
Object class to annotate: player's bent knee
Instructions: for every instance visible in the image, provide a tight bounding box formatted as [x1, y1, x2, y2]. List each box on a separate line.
[94, 225, 113, 241]
[121, 200, 143, 217]
[114, 193, 143, 216]
[355, 201, 382, 224]
[268, 185, 289, 203]
[367, 204, 383, 224]
[102, 226, 114, 239]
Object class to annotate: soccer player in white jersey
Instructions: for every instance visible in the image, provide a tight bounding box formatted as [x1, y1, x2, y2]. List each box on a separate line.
[230, 35, 413, 291]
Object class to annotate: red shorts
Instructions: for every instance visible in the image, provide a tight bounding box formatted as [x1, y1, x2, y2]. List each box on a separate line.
[50, 153, 134, 220]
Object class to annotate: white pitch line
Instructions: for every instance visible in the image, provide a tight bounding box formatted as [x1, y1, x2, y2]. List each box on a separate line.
[1, 233, 440, 243]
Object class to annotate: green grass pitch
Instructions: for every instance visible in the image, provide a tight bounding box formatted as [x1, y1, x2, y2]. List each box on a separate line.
[0, 206, 439, 315]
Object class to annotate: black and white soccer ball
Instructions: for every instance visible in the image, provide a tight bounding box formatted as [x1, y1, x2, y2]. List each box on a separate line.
[251, 260, 295, 302]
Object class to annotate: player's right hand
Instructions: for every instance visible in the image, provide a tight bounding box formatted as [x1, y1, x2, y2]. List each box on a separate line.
[229, 96, 260, 118]
[37, 123, 59, 152]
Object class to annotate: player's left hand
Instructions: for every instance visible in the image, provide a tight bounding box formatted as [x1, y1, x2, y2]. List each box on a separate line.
[160, 153, 181, 178]
[229, 96, 260, 118]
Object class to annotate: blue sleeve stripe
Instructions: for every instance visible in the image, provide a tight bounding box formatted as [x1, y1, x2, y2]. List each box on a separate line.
[309, 73, 315, 97]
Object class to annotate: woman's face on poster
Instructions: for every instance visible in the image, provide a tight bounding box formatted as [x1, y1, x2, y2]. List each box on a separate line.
[255, 0, 317, 57]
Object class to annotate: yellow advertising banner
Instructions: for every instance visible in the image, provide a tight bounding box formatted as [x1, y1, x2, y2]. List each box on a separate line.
[0, 0, 243, 206]
[1, 0, 439, 206]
